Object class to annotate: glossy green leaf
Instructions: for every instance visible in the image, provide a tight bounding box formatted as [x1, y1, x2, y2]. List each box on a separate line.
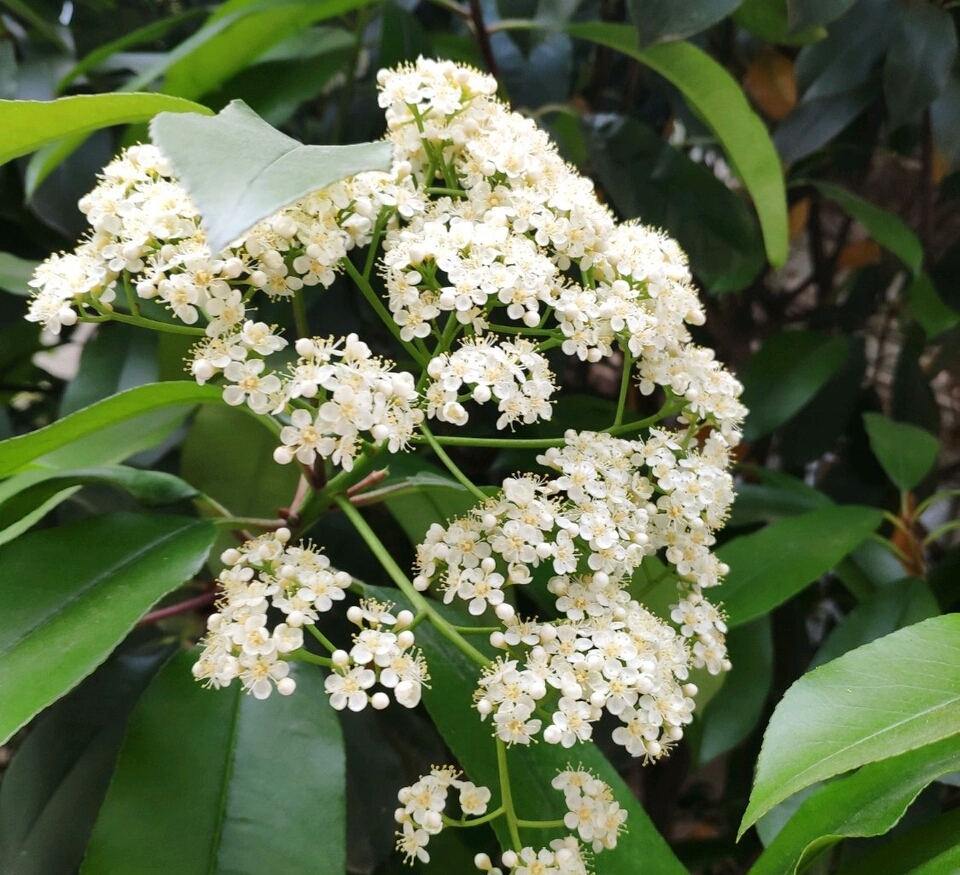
[733, 0, 826, 44]
[0, 252, 38, 296]
[583, 115, 764, 292]
[862, 412, 939, 493]
[0, 466, 198, 533]
[696, 617, 772, 765]
[157, 0, 378, 102]
[741, 614, 960, 832]
[0, 644, 174, 875]
[833, 807, 960, 875]
[404, 594, 691, 875]
[786, 0, 855, 32]
[626, 0, 743, 47]
[905, 271, 960, 337]
[728, 468, 832, 527]
[0, 513, 215, 744]
[0, 381, 265, 478]
[747, 734, 960, 875]
[813, 181, 923, 273]
[0, 93, 212, 167]
[810, 578, 939, 669]
[56, 8, 208, 93]
[81, 652, 344, 875]
[883, 3, 958, 129]
[565, 23, 788, 267]
[719, 504, 884, 627]
[739, 331, 849, 441]
[773, 84, 876, 163]
[180, 405, 297, 521]
[150, 100, 392, 253]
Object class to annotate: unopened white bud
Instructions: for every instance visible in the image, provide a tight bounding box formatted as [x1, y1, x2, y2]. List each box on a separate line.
[295, 337, 316, 357]
[346, 606, 364, 625]
[682, 683, 699, 697]
[276, 677, 296, 696]
[538, 624, 557, 643]
[475, 853, 493, 871]
[489, 631, 507, 649]
[501, 850, 518, 869]
[494, 602, 515, 621]
[275, 527, 291, 543]
[543, 725, 562, 745]
[413, 575, 430, 591]
[221, 548, 242, 565]
[397, 630, 415, 649]
[273, 446, 294, 465]
[286, 610, 305, 627]
[371, 692, 390, 710]
[396, 609, 415, 628]
[332, 649, 350, 667]
[522, 310, 540, 328]
[476, 698, 492, 716]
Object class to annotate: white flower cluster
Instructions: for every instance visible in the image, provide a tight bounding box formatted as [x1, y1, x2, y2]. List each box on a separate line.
[413, 429, 732, 758]
[376, 57, 746, 442]
[425, 336, 555, 429]
[395, 765, 492, 863]
[193, 528, 351, 698]
[271, 333, 423, 471]
[25, 143, 423, 473]
[396, 766, 621, 875]
[324, 599, 429, 711]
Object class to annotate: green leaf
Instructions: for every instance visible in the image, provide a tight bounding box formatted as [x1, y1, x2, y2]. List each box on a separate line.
[883, 3, 958, 129]
[180, 405, 297, 521]
[0, 382, 259, 478]
[0, 252, 39, 296]
[381, 457, 475, 544]
[747, 734, 960, 875]
[719, 504, 884, 627]
[565, 24, 788, 267]
[810, 578, 939, 669]
[786, 0, 855, 33]
[56, 8, 208, 93]
[81, 652, 344, 875]
[149, 100, 392, 254]
[862, 412, 939, 493]
[741, 614, 960, 833]
[583, 115, 765, 292]
[773, 84, 876, 163]
[733, 0, 826, 45]
[832, 807, 960, 875]
[0, 93, 212, 167]
[156, 0, 378, 102]
[0, 643, 174, 875]
[625, 0, 744, 48]
[0, 466, 199, 534]
[696, 616, 772, 765]
[0, 513, 215, 745]
[813, 181, 924, 273]
[403, 593, 691, 875]
[905, 271, 960, 337]
[728, 469, 832, 527]
[739, 331, 849, 441]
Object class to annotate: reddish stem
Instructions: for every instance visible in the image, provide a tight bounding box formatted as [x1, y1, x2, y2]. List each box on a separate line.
[138, 591, 216, 626]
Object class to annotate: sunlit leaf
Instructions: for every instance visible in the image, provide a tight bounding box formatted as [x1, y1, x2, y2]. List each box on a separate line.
[741, 615, 960, 832]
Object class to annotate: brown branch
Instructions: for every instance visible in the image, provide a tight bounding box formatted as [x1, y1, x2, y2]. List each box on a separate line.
[467, 0, 500, 81]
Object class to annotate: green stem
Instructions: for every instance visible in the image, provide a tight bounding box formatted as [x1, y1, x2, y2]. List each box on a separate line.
[341, 256, 429, 368]
[882, 510, 914, 538]
[613, 348, 633, 428]
[922, 519, 960, 547]
[363, 208, 393, 281]
[452, 625, 500, 634]
[412, 434, 567, 449]
[486, 323, 555, 337]
[84, 306, 206, 336]
[496, 738, 523, 851]
[868, 532, 911, 564]
[292, 288, 310, 339]
[516, 818, 566, 829]
[306, 624, 338, 653]
[915, 488, 960, 517]
[208, 515, 284, 530]
[442, 807, 505, 828]
[425, 186, 467, 198]
[122, 273, 140, 317]
[334, 496, 490, 668]
[287, 648, 333, 667]
[419, 421, 489, 502]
